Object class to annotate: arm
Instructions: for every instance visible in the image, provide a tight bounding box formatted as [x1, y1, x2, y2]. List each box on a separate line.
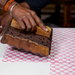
[0, 0, 48, 33]
[0, 2, 30, 35]
[25, 0, 53, 10]
[15, 0, 53, 11]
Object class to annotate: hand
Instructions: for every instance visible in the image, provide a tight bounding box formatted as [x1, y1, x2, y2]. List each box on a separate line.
[0, 12, 12, 36]
[20, 2, 30, 9]
[8, 2, 48, 32]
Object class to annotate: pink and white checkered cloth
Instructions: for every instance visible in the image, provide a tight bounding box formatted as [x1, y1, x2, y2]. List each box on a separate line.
[2, 28, 75, 75]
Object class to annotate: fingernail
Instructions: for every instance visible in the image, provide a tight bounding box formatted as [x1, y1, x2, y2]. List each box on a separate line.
[22, 26, 25, 29]
[0, 26, 3, 28]
[45, 28, 48, 32]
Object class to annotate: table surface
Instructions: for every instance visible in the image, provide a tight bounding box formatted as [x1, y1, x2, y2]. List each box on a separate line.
[0, 28, 75, 75]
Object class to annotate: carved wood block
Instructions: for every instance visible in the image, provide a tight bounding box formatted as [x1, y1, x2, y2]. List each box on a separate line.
[1, 27, 52, 56]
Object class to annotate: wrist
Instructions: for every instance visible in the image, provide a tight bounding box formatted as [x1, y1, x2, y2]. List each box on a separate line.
[8, 1, 20, 17]
[4, 0, 15, 12]
[8, 1, 18, 12]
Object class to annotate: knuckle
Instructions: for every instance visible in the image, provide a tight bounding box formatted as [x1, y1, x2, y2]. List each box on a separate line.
[32, 24, 36, 28]
[38, 21, 42, 24]
[26, 12, 31, 16]
[27, 25, 31, 30]
[31, 11, 36, 15]
[17, 18, 23, 22]
[18, 18, 21, 21]
[38, 22, 44, 27]
[31, 27, 36, 32]
[22, 16, 26, 19]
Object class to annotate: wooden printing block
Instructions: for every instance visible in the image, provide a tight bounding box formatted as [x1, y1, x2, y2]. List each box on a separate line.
[1, 26, 52, 56]
[1, 18, 52, 56]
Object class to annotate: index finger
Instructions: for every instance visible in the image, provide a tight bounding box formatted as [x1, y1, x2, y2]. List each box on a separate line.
[31, 12, 48, 32]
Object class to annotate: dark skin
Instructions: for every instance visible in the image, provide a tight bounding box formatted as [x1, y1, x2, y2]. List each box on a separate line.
[0, 12, 12, 36]
[0, 1, 48, 35]
[0, 2, 30, 35]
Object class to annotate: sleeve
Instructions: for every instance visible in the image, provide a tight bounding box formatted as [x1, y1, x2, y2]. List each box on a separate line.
[15, 0, 53, 11]
[25, 0, 53, 11]
[15, 0, 25, 3]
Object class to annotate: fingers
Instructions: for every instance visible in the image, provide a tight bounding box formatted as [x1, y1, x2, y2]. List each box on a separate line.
[0, 20, 11, 36]
[0, 22, 5, 36]
[19, 13, 36, 32]
[23, 16, 31, 32]
[31, 11, 48, 32]
[26, 12, 36, 32]
[25, 10, 48, 32]
[0, 26, 3, 35]
[12, 4, 48, 32]
[17, 19, 25, 29]
[0, 19, 7, 36]
[0, 13, 12, 36]
[21, 11, 46, 32]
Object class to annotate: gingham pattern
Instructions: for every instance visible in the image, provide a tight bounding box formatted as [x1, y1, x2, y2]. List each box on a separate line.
[2, 46, 50, 62]
[50, 62, 75, 75]
[50, 28, 75, 75]
[2, 28, 75, 75]
[50, 28, 75, 63]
